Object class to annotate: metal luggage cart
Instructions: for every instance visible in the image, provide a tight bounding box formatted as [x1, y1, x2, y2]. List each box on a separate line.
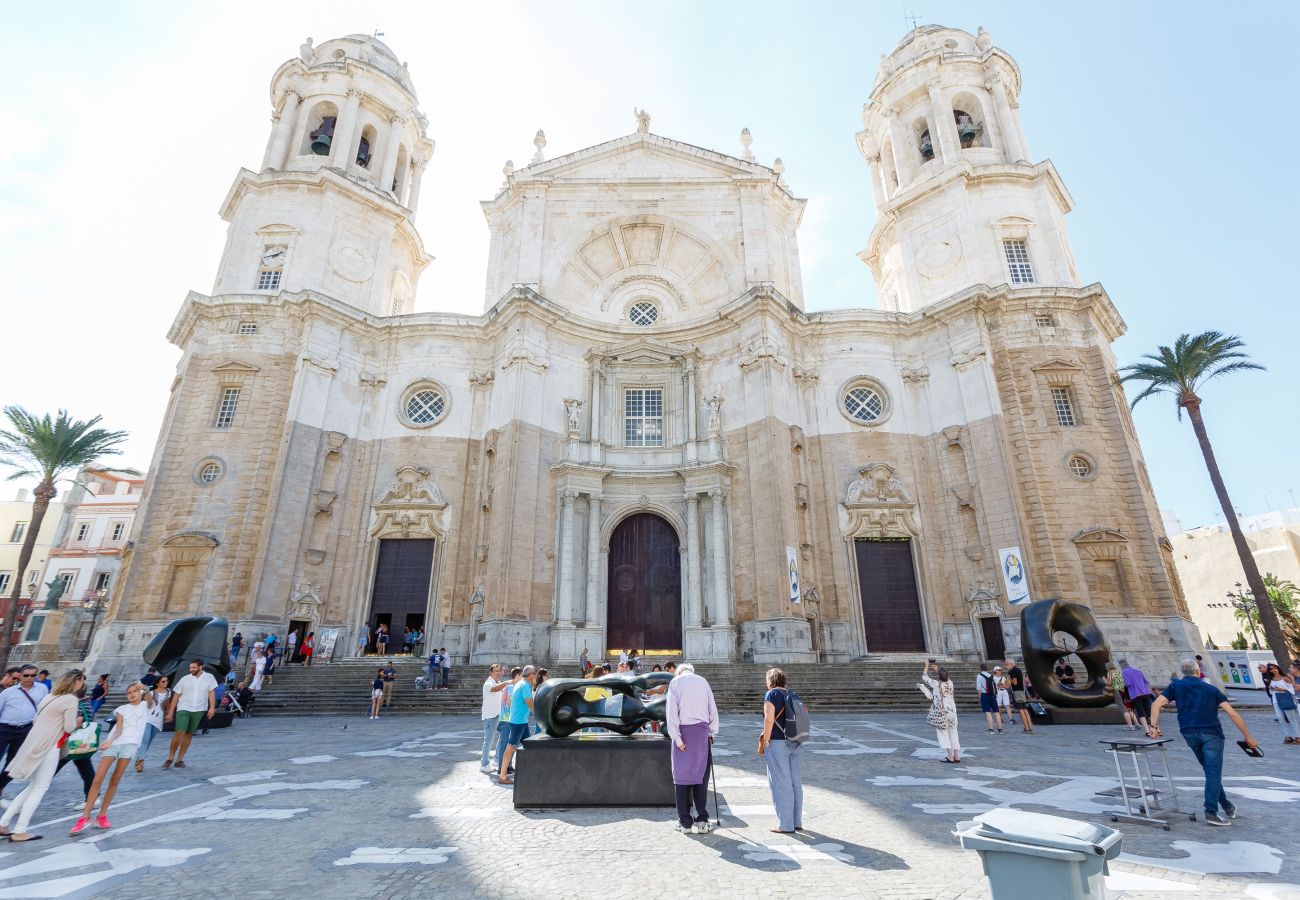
[1099, 737, 1194, 830]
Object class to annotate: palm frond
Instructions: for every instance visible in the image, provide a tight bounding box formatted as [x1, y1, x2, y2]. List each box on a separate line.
[0, 406, 128, 484]
[1118, 331, 1262, 416]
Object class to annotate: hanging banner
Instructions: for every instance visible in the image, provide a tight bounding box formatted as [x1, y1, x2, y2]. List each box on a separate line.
[786, 546, 802, 605]
[998, 547, 1031, 606]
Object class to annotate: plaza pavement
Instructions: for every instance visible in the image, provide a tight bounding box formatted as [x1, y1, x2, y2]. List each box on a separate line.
[0, 709, 1293, 899]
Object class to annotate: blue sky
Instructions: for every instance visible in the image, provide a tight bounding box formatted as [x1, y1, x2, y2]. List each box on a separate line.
[1, 1, 1296, 528]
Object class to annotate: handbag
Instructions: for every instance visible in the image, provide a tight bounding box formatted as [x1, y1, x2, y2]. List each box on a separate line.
[63, 722, 101, 758]
[925, 686, 956, 729]
[1276, 690, 1297, 712]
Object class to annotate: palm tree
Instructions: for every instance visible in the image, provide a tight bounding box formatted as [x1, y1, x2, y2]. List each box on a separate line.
[1119, 332, 1289, 667]
[0, 407, 128, 670]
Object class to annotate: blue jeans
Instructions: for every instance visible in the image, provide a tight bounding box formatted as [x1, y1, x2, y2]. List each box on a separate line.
[481, 716, 498, 767]
[134, 724, 160, 761]
[1183, 731, 1233, 816]
[764, 739, 803, 831]
[440, 667, 450, 688]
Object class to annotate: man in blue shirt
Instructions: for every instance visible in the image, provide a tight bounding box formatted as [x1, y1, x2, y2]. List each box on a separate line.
[0, 666, 50, 802]
[496, 665, 536, 786]
[1148, 658, 1258, 826]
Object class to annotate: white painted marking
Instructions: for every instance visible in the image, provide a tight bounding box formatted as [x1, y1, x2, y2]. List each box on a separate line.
[714, 777, 768, 787]
[868, 771, 1129, 817]
[208, 770, 283, 784]
[30, 784, 201, 830]
[1244, 884, 1300, 899]
[1104, 870, 1197, 892]
[743, 842, 853, 864]
[910, 748, 974, 760]
[334, 846, 457, 866]
[1120, 841, 1285, 876]
[721, 803, 777, 816]
[0, 844, 210, 898]
[290, 755, 338, 765]
[914, 803, 997, 815]
[203, 807, 307, 820]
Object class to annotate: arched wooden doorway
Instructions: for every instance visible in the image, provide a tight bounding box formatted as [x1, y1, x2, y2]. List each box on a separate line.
[607, 513, 682, 653]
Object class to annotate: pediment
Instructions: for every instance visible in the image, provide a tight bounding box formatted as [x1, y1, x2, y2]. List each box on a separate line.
[587, 337, 696, 366]
[211, 361, 260, 375]
[1030, 358, 1082, 375]
[520, 133, 771, 184]
[1073, 528, 1128, 544]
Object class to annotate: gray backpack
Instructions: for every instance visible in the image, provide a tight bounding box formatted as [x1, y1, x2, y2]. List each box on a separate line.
[782, 690, 812, 745]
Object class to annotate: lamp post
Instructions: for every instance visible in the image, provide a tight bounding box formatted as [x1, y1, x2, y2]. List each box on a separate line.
[1226, 582, 1263, 649]
[81, 588, 108, 661]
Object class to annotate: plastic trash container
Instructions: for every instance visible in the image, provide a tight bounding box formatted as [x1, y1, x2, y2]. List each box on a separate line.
[954, 808, 1124, 900]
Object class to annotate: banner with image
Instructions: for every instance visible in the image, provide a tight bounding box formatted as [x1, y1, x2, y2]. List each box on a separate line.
[786, 546, 801, 605]
[998, 546, 1031, 606]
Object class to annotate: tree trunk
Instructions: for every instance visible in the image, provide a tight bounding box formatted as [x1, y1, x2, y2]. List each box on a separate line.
[0, 480, 56, 672]
[1185, 400, 1290, 667]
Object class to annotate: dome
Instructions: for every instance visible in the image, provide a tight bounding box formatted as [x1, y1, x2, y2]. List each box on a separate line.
[874, 25, 997, 87]
[308, 35, 410, 87]
[341, 33, 400, 63]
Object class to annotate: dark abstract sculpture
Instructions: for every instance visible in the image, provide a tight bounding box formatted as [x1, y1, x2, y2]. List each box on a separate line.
[1020, 598, 1112, 708]
[534, 672, 672, 737]
[142, 616, 230, 685]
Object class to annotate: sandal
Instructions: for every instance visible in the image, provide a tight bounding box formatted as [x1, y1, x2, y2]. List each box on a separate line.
[174, 761, 186, 769]
[8, 833, 43, 842]
[770, 828, 795, 834]
[135, 760, 144, 773]
[497, 776, 514, 785]
[162, 759, 173, 769]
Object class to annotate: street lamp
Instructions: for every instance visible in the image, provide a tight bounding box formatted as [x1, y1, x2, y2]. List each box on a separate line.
[81, 587, 108, 661]
[1225, 582, 1263, 649]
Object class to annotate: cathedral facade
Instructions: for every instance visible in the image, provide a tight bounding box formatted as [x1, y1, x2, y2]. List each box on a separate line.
[95, 26, 1199, 671]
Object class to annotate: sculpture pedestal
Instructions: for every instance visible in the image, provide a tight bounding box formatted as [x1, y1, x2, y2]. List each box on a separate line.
[513, 733, 675, 809]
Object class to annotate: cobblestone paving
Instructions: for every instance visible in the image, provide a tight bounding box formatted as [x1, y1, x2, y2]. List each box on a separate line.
[0, 710, 1294, 898]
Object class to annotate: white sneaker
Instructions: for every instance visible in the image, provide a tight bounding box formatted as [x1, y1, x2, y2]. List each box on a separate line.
[674, 823, 696, 834]
[479, 765, 493, 774]
[695, 821, 714, 833]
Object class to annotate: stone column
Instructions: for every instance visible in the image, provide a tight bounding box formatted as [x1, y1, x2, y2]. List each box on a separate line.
[988, 72, 1027, 162]
[685, 494, 703, 627]
[379, 116, 404, 194]
[589, 362, 604, 463]
[331, 90, 362, 170]
[584, 494, 602, 625]
[407, 160, 426, 212]
[868, 154, 886, 207]
[557, 489, 577, 624]
[927, 82, 958, 165]
[708, 489, 731, 627]
[263, 90, 301, 171]
[684, 362, 698, 463]
[886, 109, 915, 187]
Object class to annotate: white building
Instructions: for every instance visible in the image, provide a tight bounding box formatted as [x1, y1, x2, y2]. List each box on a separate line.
[98, 27, 1197, 675]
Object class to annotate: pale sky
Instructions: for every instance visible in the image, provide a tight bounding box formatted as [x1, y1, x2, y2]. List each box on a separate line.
[2, 1, 1297, 528]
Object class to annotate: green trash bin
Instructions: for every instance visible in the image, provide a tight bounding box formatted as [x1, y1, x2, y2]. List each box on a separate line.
[954, 808, 1124, 900]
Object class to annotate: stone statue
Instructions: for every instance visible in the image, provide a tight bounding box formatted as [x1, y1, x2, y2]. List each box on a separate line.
[563, 398, 583, 435]
[634, 108, 651, 133]
[469, 582, 485, 609]
[740, 127, 754, 162]
[532, 130, 547, 163]
[534, 671, 672, 737]
[705, 395, 722, 439]
[1020, 598, 1113, 708]
[299, 37, 315, 64]
[502, 159, 514, 182]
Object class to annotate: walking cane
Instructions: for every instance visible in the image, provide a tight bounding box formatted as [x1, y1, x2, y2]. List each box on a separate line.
[710, 740, 720, 828]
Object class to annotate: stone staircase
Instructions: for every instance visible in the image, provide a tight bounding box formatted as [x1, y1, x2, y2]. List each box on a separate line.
[247, 657, 988, 717]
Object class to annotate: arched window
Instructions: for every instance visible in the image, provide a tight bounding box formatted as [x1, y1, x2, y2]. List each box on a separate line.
[300, 101, 338, 157]
[914, 117, 934, 163]
[951, 93, 991, 150]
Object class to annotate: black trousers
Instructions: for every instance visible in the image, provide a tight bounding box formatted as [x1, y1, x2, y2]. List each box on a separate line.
[0, 723, 32, 794]
[675, 780, 710, 827]
[55, 755, 97, 798]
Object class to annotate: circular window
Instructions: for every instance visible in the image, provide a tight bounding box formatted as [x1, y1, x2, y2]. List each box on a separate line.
[839, 378, 891, 426]
[193, 458, 225, 486]
[1063, 451, 1099, 481]
[628, 301, 659, 326]
[1069, 456, 1091, 478]
[398, 381, 451, 429]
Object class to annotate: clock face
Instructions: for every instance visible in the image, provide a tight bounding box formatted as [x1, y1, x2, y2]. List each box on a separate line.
[262, 247, 286, 265]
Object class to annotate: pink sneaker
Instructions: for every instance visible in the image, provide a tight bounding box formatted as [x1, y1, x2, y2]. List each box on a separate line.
[95, 815, 111, 829]
[69, 817, 89, 835]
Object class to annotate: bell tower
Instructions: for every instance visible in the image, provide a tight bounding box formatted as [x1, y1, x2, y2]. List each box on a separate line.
[212, 34, 434, 316]
[857, 26, 1081, 313]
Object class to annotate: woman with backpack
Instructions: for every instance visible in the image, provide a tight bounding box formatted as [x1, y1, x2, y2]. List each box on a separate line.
[1265, 663, 1298, 743]
[922, 662, 961, 763]
[757, 667, 803, 834]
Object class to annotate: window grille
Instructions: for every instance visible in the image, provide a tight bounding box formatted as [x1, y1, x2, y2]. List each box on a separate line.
[1051, 387, 1078, 426]
[256, 269, 282, 291]
[628, 301, 659, 326]
[624, 388, 664, 447]
[1068, 456, 1092, 478]
[238, 322, 258, 335]
[843, 385, 885, 423]
[1034, 314, 1055, 327]
[214, 388, 241, 428]
[1003, 239, 1036, 284]
[198, 463, 222, 484]
[405, 390, 445, 425]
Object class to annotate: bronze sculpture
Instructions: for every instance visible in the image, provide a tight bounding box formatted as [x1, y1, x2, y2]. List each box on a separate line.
[534, 671, 672, 737]
[142, 616, 230, 684]
[1020, 598, 1113, 708]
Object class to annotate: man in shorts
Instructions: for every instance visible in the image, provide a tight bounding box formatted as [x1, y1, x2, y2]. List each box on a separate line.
[497, 665, 536, 785]
[163, 660, 217, 769]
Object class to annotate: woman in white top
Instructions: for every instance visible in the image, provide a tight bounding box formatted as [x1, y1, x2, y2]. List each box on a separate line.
[1266, 664, 1299, 743]
[70, 682, 153, 835]
[994, 667, 1012, 719]
[922, 662, 961, 764]
[133, 675, 171, 772]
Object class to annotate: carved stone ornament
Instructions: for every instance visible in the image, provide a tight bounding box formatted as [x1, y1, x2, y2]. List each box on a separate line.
[738, 336, 788, 373]
[563, 398, 583, 436]
[1072, 528, 1129, 560]
[359, 372, 387, 389]
[370, 466, 449, 539]
[841, 462, 919, 539]
[314, 490, 337, 515]
[287, 582, 324, 622]
[966, 580, 1002, 617]
[705, 395, 723, 438]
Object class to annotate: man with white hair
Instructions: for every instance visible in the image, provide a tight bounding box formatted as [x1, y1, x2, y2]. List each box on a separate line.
[1148, 658, 1258, 826]
[665, 663, 719, 834]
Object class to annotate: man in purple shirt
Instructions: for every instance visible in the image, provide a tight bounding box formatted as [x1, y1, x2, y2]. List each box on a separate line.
[666, 664, 719, 835]
[1121, 659, 1155, 730]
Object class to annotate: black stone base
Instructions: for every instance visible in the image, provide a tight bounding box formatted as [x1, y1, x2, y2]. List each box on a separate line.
[513, 733, 675, 808]
[1041, 706, 1127, 725]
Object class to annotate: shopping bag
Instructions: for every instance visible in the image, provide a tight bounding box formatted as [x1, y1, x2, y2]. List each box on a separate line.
[64, 722, 101, 758]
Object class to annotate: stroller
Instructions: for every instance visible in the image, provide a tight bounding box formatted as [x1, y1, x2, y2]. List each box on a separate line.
[414, 665, 437, 691]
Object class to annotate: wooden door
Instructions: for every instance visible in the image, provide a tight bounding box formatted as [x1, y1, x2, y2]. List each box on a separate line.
[369, 539, 435, 641]
[979, 617, 1006, 661]
[607, 514, 682, 653]
[854, 538, 927, 652]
